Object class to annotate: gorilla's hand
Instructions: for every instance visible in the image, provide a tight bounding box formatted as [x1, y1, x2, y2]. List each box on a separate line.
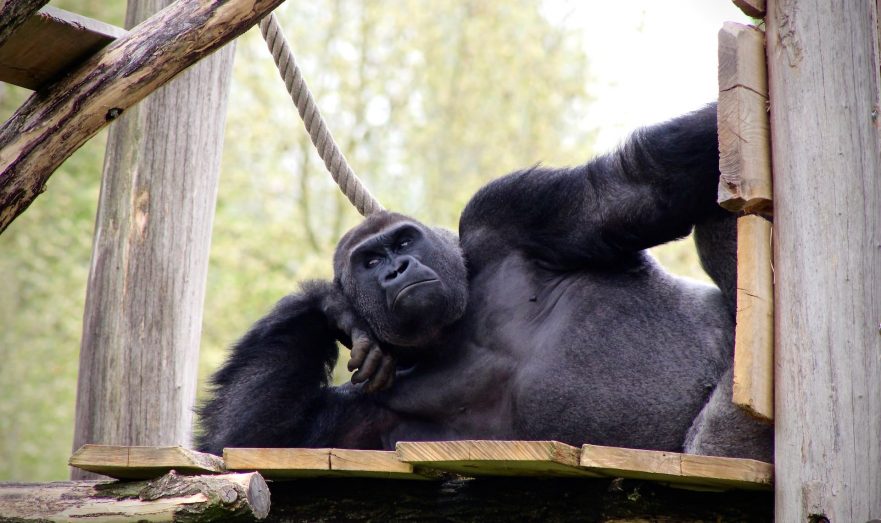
[322, 291, 396, 392]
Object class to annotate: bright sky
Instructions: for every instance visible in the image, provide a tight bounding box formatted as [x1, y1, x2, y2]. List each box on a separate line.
[545, 0, 752, 150]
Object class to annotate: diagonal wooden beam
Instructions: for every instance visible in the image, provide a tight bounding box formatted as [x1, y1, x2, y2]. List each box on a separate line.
[0, 0, 50, 49]
[0, 0, 286, 234]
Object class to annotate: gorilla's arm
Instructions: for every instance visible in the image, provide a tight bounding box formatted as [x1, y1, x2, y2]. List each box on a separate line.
[195, 281, 393, 455]
[460, 104, 722, 270]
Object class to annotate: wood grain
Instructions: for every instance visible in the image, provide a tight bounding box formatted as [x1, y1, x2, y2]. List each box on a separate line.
[0, 0, 285, 234]
[0, 471, 269, 521]
[767, 0, 881, 520]
[396, 440, 600, 477]
[732, 215, 774, 420]
[0, 0, 49, 50]
[69, 444, 224, 480]
[717, 22, 772, 215]
[70, 1, 237, 480]
[224, 448, 425, 480]
[580, 444, 773, 491]
[0, 7, 126, 89]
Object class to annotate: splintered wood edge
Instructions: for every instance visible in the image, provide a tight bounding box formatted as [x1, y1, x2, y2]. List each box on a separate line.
[580, 444, 772, 490]
[395, 440, 599, 477]
[224, 448, 426, 479]
[69, 445, 225, 478]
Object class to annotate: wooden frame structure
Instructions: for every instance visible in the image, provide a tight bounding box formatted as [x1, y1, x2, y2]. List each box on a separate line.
[1, 0, 879, 520]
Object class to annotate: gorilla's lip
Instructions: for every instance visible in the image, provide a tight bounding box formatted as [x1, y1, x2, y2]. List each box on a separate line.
[392, 278, 440, 308]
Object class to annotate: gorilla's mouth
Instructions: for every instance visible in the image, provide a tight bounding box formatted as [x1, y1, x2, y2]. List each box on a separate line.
[392, 278, 440, 309]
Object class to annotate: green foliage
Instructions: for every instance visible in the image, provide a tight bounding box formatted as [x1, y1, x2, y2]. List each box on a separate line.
[0, 0, 704, 482]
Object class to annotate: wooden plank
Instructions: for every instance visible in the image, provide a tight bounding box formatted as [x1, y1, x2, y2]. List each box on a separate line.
[0, 472, 270, 521]
[732, 215, 774, 420]
[767, 0, 881, 520]
[68, 445, 224, 480]
[0, 7, 126, 90]
[733, 0, 766, 18]
[580, 444, 773, 491]
[224, 448, 426, 480]
[679, 454, 773, 490]
[396, 440, 600, 477]
[0, 0, 49, 50]
[0, 0, 285, 235]
[717, 22, 772, 215]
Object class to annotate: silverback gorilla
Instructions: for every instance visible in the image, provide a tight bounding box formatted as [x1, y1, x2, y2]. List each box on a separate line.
[197, 104, 772, 462]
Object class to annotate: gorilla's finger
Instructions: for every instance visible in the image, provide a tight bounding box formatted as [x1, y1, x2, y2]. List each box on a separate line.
[365, 354, 396, 393]
[351, 347, 384, 383]
[347, 330, 371, 371]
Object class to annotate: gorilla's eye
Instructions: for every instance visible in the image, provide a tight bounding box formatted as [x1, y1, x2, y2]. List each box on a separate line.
[397, 238, 412, 250]
[365, 257, 382, 269]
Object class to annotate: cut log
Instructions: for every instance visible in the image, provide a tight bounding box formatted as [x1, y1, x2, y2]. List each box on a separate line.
[0, 7, 126, 90]
[69, 445, 225, 480]
[0, 0, 49, 49]
[0, 0, 285, 234]
[732, 215, 774, 420]
[396, 440, 599, 477]
[224, 447, 427, 479]
[0, 471, 270, 521]
[717, 22, 772, 215]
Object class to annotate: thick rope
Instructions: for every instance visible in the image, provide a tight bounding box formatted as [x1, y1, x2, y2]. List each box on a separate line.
[259, 14, 384, 216]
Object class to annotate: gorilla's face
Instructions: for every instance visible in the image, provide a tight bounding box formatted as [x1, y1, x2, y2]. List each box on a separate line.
[334, 212, 468, 348]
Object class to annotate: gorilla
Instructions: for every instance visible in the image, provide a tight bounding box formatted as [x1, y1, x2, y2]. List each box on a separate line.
[197, 104, 772, 462]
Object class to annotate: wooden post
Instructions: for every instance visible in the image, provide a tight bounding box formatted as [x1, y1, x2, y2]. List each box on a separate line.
[71, 0, 235, 479]
[767, 0, 881, 520]
[0, 0, 284, 234]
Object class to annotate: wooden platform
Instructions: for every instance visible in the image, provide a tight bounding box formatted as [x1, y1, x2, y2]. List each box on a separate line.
[224, 447, 427, 480]
[69, 441, 772, 491]
[0, 7, 125, 90]
[69, 444, 224, 479]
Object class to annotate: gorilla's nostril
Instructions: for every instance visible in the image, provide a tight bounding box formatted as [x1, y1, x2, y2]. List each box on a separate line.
[397, 259, 409, 274]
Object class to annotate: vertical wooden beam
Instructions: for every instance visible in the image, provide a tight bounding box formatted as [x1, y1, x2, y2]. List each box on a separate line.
[732, 215, 774, 420]
[767, 0, 881, 520]
[71, 0, 235, 479]
[717, 22, 772, 215]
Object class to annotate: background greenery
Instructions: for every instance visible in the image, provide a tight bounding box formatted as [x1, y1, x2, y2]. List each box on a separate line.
[0, 0, 706, 480]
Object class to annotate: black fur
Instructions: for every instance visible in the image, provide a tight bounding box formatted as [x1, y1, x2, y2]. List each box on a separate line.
[196, 104, 772, 461]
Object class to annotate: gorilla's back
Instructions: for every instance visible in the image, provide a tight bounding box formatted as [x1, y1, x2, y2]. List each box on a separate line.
[465, 250, 734, 451]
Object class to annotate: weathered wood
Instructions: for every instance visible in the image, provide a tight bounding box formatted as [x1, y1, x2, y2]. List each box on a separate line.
[579, 444, 773, 491]
[69, 445, 225, 480]
[0, 472, 270, 521]
[0, 0, 49, 49]
[396, 440, 599, 477]
[717, 22, 772, 215]
[71, 0, 238, 479]
[732, 215, 774, 420]
[265, 477, 773, 521]
[733, 0, 766, 18]
[0, 7, 126, 90]
[224, 448, 426, 479]
[0, 0, 286, 235]
[767, 0, 881, 520]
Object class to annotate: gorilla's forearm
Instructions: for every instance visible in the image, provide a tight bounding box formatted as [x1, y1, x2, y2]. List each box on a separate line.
[195, 282, 343, 454]
[460, 104, 721, 269]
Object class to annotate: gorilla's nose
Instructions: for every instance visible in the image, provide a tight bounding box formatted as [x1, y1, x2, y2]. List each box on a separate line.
[385, 258, 410, 281]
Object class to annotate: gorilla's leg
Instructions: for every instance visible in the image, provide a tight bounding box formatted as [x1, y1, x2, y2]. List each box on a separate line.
[683, 368, 773, 462]
[694, 210, 737, 317]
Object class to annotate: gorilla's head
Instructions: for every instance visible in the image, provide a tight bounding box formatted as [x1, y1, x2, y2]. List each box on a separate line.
[333, 212, 468, 348]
